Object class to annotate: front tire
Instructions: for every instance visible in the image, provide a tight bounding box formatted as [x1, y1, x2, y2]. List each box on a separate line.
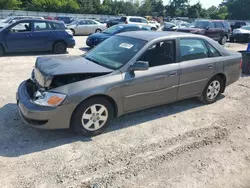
[151, 27, 157, 31]
[199, 76, 223, 104]
[71, 97, 114, 136]
[53, 42, 67, 54]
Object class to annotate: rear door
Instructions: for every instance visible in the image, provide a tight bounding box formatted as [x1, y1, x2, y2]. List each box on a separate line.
[4, 21, 33, 52]
[214, 22, 226, 40]
[30, 21, 55, 50]
[204, 22, 218, 40]
[177, 38, 216, 99]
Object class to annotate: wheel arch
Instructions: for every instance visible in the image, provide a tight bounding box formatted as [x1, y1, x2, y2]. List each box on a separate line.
[53, 40, 67, 47]
[209, 73, 227, 93]
[70, 94, 119, 126]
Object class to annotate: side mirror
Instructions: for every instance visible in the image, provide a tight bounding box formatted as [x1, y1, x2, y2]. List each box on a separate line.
[128, 61, 149, 72]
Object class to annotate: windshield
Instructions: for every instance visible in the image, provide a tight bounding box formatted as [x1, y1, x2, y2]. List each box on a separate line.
[84, 36, 147, 70]
[103, 25, 125, 34]
[2, 17, 13, 23]
[190, 21, 209, 28]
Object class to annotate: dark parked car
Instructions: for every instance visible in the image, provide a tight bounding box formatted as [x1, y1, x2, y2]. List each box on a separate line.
[231, 21, 247, 30]
[230, 25, 250, 42]
[54, 16, 74, 24]
[162, 22, 177, 31]
[177, 20, 231, 45]
[86, 24, 150, 47]
[17, 31, 241, 136]
[106, 18, 120, 27]
[0, 19, 75, 56]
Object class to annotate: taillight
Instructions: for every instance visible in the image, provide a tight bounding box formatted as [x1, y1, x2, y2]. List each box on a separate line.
[240, 59, 243, 69]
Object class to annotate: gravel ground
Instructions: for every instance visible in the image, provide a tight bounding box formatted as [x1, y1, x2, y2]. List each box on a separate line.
[0, 37, 250, 188]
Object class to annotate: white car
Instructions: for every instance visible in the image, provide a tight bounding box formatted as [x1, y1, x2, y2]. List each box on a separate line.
[149, 20, 161, 29]
[231, 25, 250, 42]
[67, 19, 107, 35]
[119, 16, 158, 30]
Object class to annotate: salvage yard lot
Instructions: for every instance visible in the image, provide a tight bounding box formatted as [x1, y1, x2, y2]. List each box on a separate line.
[0, 37, 250, 188]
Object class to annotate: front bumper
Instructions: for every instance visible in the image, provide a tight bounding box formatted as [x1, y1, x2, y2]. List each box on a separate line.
[233, 33, 250, 42]
[17, 80, 76, 130]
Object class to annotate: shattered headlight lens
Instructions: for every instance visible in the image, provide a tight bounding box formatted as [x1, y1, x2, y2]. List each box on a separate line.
[32, 91, 66, 107]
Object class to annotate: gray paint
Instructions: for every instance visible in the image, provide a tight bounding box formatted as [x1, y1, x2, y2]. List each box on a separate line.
[17, 31, 242, 130]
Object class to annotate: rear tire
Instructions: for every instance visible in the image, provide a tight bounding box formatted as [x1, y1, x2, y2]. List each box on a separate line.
[53, 42, 67, 54]
[95, 29, 102, 33]
[199, 76, 223, 104]
[0, 45, 4, 56]
[71, 97, 114, 137]
[151, 27, 157, 31]
[219, 35, 228, 45]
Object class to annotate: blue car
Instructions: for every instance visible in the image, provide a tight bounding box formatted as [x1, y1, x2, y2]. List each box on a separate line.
[86, 24, 151, 47]
[0, 19, 75, 56]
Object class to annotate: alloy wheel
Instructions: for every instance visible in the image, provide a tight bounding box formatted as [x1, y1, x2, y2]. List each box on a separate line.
[81, 104, 108, 131]
[206, 80, 220, 100]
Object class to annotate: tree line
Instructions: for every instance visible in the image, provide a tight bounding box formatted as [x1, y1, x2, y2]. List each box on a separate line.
[0, 0, 249, 20]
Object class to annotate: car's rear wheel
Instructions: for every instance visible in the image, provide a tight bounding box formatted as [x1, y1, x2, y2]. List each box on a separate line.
[95, 29, 102, 33]
[199, 76, 223, 104]
[219, 35, 228, 45]
[151, 27, 157, 31]
[71, 97, 114, 136]
[53, 42, 67, 54]
[0, 45, 4, 56]
[70, 29, 75, 36]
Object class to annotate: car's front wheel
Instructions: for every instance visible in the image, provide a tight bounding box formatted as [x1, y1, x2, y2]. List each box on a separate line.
[53, 42, 67, 54]
[199, 76, 223, 104]
[71, 97, 114, 136]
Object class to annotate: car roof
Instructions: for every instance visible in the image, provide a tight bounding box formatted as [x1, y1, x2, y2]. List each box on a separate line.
[15, 19, 63, 24]
[117, 31, 196, 41]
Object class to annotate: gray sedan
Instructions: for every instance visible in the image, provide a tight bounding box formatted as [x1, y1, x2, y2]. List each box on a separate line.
[17, 31, 241, 136]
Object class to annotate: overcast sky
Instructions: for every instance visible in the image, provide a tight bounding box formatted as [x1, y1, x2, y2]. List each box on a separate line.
[163, 0, 222, 8]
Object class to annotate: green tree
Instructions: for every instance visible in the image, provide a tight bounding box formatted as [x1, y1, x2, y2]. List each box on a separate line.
[0, 0, 22, 9]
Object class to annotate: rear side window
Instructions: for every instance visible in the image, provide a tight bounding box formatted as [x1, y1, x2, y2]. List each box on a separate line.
[215, 22, 224, 29]
[51, 22, 66, 30]
[34, 22, 53, 31]
[180, 39, 209, 61]
[223, 21, 231, 30]
[129, 18, 141, 23]
[206, 42, 221, 57]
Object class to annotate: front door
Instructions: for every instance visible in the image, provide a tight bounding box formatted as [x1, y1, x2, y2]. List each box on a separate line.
[4, 21, 33, 52]
[177, 38, 215, 99]
[123, 40, 179, 112]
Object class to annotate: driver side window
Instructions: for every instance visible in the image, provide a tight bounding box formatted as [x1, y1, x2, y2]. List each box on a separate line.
[139, 40, 175, 67]
[10, 22, 31, 33]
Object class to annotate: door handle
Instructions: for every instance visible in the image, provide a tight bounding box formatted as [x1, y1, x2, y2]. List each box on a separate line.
[208, 64, 214, 69]
[169, 71, 178, 77]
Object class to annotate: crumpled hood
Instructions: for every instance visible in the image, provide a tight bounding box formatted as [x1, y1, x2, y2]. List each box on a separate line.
[34, 55, 113, 87]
